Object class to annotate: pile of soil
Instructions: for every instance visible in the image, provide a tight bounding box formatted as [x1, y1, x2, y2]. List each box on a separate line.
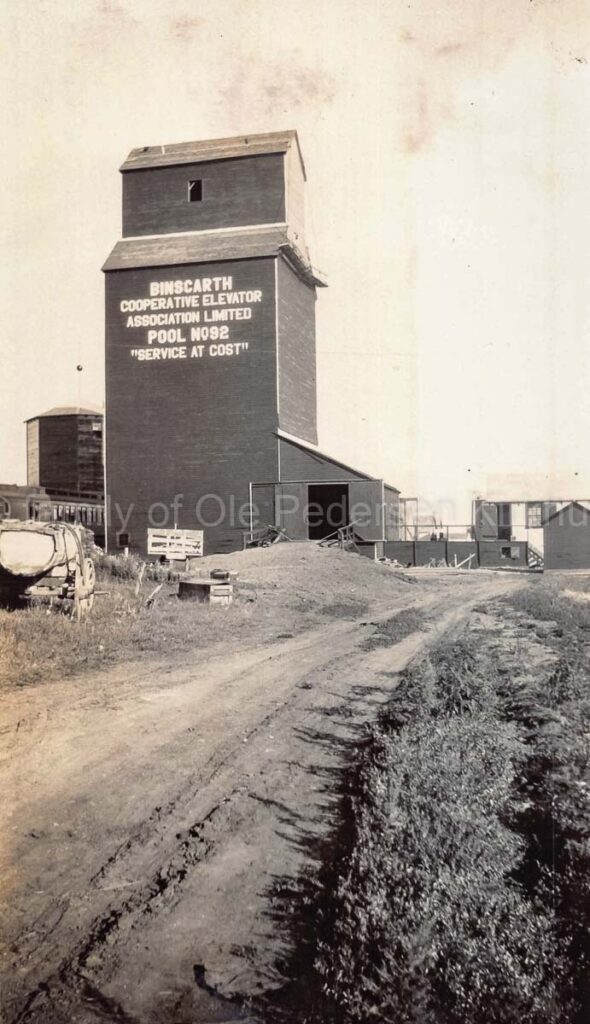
[201, 543, 412, 616]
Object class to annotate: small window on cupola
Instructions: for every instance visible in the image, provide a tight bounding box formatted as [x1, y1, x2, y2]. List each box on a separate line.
[188, 179, 203, 202]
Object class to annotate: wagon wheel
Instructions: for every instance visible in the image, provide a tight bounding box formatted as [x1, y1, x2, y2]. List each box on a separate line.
[72, 558, 96, 621]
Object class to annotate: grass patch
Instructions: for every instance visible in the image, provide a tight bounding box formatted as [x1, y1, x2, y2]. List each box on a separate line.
[497, 653, 590, 1020]
[267, 635, 582, 1023]
[0, 576, 259, 689]
[360, 606, 426, 650]
[94, 551, 181, 583]
[316, 599, 370, 619]
[507, 579, 590, 633]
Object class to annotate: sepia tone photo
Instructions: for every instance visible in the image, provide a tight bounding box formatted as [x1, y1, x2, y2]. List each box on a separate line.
[1, 1, 589, 1021]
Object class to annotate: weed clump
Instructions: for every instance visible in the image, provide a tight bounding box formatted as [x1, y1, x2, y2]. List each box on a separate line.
[317, 598, 370, 619]
[508, 581, 590, 633]
[94, 552, 179, 582]
[499, 653, 590, 1020]
[361, 607, 426, 651]
[272, 631, 579, 1024]
[0, 575, 253, 689]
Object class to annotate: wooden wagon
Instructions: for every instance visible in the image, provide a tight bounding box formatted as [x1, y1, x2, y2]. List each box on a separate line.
[0, 520, 96, 618]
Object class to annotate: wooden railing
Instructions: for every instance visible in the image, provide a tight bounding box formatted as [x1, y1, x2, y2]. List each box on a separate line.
[527, 543, 545, 569]
[243, 524, 292, 549]
[318, 520, 363, 551]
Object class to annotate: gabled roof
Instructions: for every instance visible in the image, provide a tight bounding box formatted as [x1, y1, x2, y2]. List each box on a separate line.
[120, 130, 306, 178]
[26, 406, 103, 421]
[102, 226, 327, 287]
[543, 500, 590, 525]
[276, 429, 400, 492]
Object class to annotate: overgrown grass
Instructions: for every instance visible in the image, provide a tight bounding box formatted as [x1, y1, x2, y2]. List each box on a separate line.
[94, 551, 180, 582]
[268, 635, 585, 1023]
[0, 551, 386, 688]
[0, 577, 258, 689]
[498, 652, 590, 1020]
[507, 579, 590, 633]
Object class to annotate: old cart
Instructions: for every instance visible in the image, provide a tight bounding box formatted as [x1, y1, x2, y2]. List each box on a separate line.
[0, 520, 96, 618]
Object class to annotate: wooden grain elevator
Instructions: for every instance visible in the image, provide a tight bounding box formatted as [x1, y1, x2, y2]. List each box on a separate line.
[103, 131, 399, 555]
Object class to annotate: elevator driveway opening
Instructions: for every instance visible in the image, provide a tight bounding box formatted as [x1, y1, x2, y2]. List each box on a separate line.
[307, 483, 349, 540]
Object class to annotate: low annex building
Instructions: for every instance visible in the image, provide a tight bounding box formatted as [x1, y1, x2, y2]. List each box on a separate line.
[543, 502, 590, 570]
[103, 131, 400, 555]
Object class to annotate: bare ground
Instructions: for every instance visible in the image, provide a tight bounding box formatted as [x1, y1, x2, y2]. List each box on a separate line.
[0, 550, 522, 1024]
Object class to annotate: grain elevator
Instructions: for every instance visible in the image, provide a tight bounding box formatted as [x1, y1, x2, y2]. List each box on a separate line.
[103, 131, 399, 555]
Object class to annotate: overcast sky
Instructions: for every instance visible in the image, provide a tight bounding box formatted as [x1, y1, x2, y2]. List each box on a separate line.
[2, 0, 589, 521]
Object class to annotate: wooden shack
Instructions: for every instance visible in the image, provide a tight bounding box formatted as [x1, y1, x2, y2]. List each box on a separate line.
[543, 502, 590, 570]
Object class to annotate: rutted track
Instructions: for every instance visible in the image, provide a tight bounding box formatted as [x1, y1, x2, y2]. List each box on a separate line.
[1, 575, 520, 1023]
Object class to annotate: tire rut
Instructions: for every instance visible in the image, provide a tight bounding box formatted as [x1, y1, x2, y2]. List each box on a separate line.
[10, 792, 239, 1023]
[5, 578, 520, 1023]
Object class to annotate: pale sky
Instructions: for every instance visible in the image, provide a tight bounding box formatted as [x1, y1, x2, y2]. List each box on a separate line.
[2, 0, 590, 523]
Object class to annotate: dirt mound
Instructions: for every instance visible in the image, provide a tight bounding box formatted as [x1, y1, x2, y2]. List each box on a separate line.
[202, 542, 413, 614]
[0, 545, 415, 693]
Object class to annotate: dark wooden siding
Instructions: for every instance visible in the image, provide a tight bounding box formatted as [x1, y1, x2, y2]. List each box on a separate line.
[383, 541, 415, 565]
[275, 482, 308, 540]
[279, 438, 369, 482]
[277, 259, 318, 443]
[105, 257, 278, 554]
[349, 479, 384, 541]
[478, 540, 528, 567]
[415, 541, 447, 565]
[357, 542, 383, 560]
[38, 418, 78, 493]
[383, 540, 525, 568]
[30, 416, 103, 497]
[384, 485, 400, 541]
[76, 418, 104, 495]
[447, 541, 478, 566]
[26, 421, 39, 486]
[272, 444, 393, 542]
[544, 508, 590, 569]
[122, 155, 286, 238]
[384, 541, 480, 566]
[250, 483, 275, 533]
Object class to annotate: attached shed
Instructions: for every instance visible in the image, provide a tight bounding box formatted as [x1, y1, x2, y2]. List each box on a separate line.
[543, 502, 590, 570]
[250, 432, 400, 550]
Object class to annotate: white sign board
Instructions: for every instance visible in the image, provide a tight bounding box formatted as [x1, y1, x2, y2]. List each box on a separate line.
[147, 528, 204, 559]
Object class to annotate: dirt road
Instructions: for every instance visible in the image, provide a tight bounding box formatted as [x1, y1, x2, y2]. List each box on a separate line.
[1, 573, 520, 1023]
